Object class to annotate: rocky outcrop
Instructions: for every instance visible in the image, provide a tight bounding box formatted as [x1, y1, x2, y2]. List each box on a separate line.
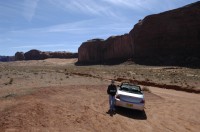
[78, 34, 134, 64]
[78, 1, 200, 66]
[24, 50, 47, 60]
[15, 52, 25, 61]
[23, 49, 78, 60]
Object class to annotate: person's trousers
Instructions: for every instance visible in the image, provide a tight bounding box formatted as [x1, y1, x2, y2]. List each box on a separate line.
[109, 95, 115, 110]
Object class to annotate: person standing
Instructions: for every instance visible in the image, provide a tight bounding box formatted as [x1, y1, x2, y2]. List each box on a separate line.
[107, 80, 117, 112]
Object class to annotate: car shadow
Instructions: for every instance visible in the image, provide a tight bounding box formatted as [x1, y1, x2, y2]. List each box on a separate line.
[115, 107, 147, 120]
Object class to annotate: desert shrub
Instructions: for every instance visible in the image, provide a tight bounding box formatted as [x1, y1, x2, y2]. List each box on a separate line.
[142, 87, 151, 93]
[4, 78, 13, 85]
[9, 78, 13, 84]
[34, 72, 38, 75]
[4, 93, 16, 98]
[170, 79, 178, 84]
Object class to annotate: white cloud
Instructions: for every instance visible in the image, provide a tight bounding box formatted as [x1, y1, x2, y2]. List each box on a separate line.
[9, 18, 131, 35]
[23, 0, 39, 21]
[47, 0, 120, 18]
[102, 0, 189, 13]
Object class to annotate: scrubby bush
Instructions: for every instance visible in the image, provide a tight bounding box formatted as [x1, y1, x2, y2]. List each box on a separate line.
[142, 87, 151, 93]
[4, 78, 13, 85]
[9, 78, 13, 84]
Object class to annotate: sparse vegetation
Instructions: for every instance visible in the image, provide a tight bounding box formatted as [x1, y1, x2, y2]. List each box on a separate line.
[145, 78, 150, 82]
[142, 87, 151, 93]
[4, 78, 13, 85]
[9, 78, 13, 84]
[34, 72, 38, 75]
[3, 93, 16, 98]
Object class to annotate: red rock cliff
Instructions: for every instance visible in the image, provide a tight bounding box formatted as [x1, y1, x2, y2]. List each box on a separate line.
[78, 34, 134, 64]
[130, 1, 200, 60]
[78, 1, 200, 65]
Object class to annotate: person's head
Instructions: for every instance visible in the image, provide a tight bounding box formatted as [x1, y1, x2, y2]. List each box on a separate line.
[111, 80, 115, 85]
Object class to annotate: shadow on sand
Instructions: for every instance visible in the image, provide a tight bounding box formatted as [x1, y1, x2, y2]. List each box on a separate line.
[106, 107, 147, 120]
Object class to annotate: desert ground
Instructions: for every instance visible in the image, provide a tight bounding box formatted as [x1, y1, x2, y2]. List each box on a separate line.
[0, 59, 200, 132]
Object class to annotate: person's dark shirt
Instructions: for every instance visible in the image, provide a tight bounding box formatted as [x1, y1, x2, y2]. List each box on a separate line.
[107, 84, 117, 96]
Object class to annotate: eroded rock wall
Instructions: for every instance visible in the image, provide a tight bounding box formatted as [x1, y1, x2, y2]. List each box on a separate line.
[78, 2, 200, 65]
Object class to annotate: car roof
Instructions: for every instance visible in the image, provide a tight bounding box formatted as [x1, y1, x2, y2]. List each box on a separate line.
[121, 82, 139, 86]
[121, 83, 141, 90]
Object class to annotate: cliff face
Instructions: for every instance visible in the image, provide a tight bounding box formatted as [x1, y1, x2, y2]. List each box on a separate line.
[104, 34, 133, 62]
[78, 1, 200, 65]
[130, 2, 200, 61]
[78, 34, 134, 64]
[78, 39, 105, 63]
[16, 50, 78, 61]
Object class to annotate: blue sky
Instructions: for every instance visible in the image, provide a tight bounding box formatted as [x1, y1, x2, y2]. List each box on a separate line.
[0, 0, 198, 56]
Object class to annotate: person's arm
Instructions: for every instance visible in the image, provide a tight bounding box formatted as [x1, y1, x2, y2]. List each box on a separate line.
[107, 86, 110, 94]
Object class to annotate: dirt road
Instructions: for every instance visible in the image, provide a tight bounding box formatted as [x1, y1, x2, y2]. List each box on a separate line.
[0, 83, 199, 132]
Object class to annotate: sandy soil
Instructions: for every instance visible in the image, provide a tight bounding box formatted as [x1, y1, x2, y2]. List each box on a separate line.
[0, 59, 199, 132]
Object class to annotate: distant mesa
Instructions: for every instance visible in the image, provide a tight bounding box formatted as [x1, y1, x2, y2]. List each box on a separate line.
[0, 56, 14, 62]
[14, 49, 78, 61]
[78, 1, 200, 67]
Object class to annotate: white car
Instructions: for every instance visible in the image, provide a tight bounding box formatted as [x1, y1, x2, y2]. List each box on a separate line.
[115, 83, 145, 111]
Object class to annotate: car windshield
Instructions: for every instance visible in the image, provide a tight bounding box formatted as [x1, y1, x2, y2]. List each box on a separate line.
[119, 84, 142, 94]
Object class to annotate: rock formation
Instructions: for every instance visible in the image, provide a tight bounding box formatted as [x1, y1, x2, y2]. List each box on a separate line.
[15, 52, 25, 61]
[24, 49, 48, 60]
[129, 1, 200, 65]
[78, 34, 134, 64]
[22, 49, 78, 60]
[78, 1, 200, 66]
